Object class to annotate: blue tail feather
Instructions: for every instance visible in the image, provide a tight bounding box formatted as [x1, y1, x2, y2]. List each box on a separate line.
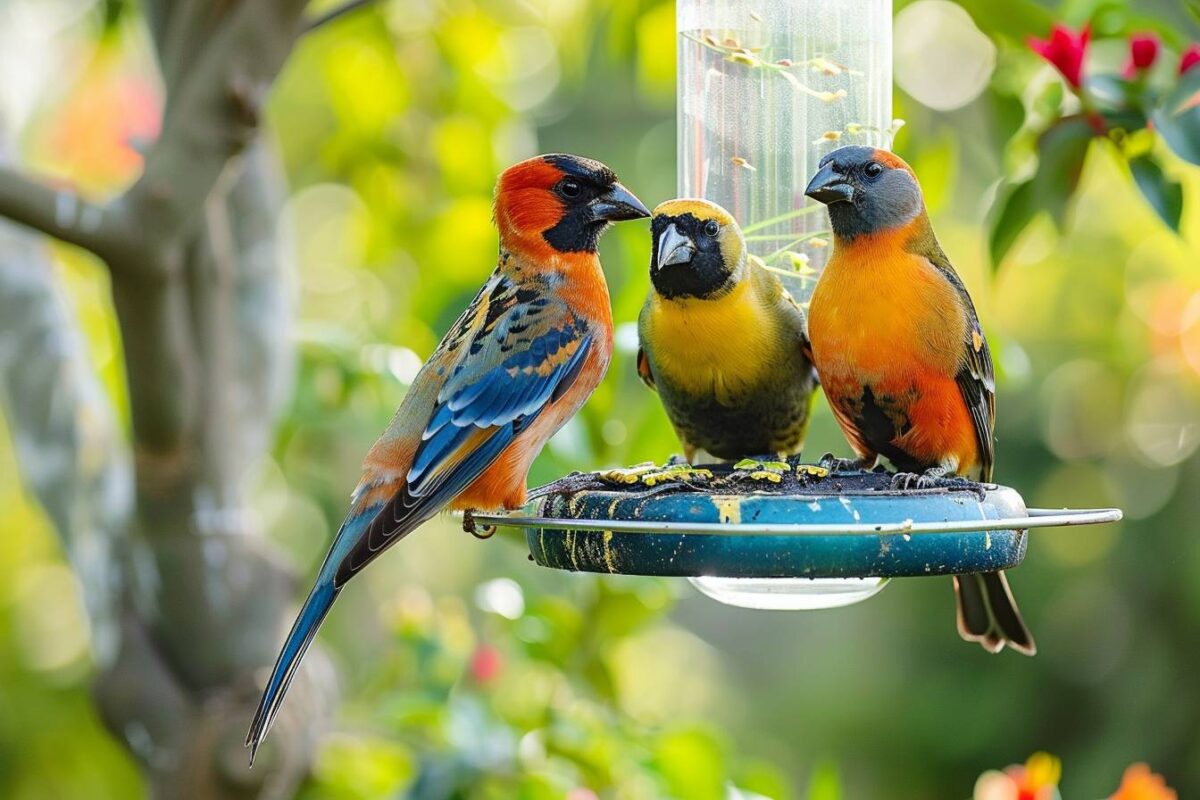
[246, 502, 383, 764]
[245, 579, 338, 764]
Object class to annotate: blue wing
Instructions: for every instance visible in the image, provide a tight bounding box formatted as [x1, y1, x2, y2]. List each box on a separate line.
[333, 292, 593, 583]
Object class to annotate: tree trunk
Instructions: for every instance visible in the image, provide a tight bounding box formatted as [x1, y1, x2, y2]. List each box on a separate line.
[0, 1, 345, 796]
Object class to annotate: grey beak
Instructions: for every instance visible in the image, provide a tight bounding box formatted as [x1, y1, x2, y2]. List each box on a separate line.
[655, 223, 695, 271]
[590, 182, 651, 222]
[805, 163, 854, 205]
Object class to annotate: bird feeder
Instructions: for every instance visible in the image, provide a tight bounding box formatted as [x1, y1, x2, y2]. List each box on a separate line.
[470, 466, 1121, 609]
[469, 0, 1122, 609]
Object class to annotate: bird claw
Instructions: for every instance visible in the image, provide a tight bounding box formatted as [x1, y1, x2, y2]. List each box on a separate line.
[462, 509, 497, 539]
[889, 471, 965, 491]
[818, 452, 863, 473]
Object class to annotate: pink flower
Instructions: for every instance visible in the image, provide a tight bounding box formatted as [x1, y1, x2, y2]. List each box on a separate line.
[469, 643, 503, 684]
[1123, 34, 1160, 78]
[1028, 24, 1090, 89]
[1181, 44, 1200, 75]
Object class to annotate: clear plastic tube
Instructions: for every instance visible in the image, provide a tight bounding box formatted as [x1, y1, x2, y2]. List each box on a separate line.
[677, 0, 893, 299]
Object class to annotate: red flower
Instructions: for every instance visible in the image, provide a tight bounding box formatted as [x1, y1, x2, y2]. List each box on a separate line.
[1123, 34, 1160, 78]
[1029, 24, 1090, 89]
[1181, 44, 1200, 75]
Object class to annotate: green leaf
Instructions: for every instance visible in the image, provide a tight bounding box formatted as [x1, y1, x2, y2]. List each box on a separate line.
[735, 759, 794, 800]
[1032, 80, 1065, 119]
[1084, 0, 1130, 37]
[309, 736, 414, 799]
[1032, 117, 1095, 227]
[805, 759, 842, 800]
[988, 180, 1037, 268]
[910, 132, 957, 213]
[1084, 74, 1134, 112]
[1152, 67, 1200, 166]
[1129, 155, 1184, 232]
[655, 728, 727, 800]
[952, 0, 1054, 40]
[1188, 0, 1200, 25]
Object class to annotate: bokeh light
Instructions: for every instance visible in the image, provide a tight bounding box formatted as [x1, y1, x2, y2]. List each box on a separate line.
[894, 0, 996, 111]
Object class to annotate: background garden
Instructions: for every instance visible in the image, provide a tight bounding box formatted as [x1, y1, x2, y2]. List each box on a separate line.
[0, 0, 1197, 797]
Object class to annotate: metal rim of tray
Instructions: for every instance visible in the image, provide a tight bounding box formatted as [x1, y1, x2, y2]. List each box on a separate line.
[468, 506, 1123, 537]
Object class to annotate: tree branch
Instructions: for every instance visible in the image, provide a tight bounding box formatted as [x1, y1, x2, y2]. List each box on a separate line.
[152, 0, 238, 98]
[124, 0, 309, 261]
[0, 165, 129, 262]
[303, 0, 375, 33]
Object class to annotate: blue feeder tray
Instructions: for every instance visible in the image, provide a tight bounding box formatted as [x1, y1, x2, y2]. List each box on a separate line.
[468, 466, 1121, 609]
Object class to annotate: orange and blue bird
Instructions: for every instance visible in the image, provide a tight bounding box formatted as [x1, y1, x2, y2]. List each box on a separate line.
[804, 146, 1035, 656]
[245, 154, 649, 758]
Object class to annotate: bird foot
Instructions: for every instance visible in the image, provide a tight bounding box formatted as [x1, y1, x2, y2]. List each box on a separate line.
[599, 462, 713, 487]
[462, 509, 497, 539]
[818, 452, 866, 474]
[889, 470, 969, 491]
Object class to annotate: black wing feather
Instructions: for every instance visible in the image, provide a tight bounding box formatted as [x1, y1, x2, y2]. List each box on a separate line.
[925, 250, 995, 481]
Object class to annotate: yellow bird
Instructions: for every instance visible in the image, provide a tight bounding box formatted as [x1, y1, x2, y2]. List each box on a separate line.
[636, 199, 817, 464]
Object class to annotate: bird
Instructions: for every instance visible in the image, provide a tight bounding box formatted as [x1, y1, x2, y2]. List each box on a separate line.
[245, 154, 650, 760]
[804, 145, 1035, 656]
[634, 198, 817, 466]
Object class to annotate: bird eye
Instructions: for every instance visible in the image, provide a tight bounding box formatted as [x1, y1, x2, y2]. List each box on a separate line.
[558, 179, 582, 198]
[864, 162, 884, 178]
[703, 220, 720, 238]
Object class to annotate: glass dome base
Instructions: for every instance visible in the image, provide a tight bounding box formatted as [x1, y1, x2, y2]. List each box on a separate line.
[688, 576, 889, 610]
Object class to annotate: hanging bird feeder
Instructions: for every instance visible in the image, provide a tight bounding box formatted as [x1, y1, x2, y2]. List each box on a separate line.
[468, 465, 1121, 609]
[467, 0, 1123, 608]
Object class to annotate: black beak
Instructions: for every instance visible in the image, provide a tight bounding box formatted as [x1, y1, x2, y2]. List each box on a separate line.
[805, 164, 854, 205]
[590, 182, 651, 222]
[654, 222, 695, 271]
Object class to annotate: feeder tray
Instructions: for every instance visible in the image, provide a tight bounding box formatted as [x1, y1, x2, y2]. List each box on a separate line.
[468, 465, 1122, 609]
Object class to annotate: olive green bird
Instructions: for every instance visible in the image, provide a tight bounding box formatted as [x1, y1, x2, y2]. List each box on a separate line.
[636, 199, 818, 463]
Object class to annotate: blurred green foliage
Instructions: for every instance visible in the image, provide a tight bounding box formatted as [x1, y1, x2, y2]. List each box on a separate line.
[1, 0, 1199, 798]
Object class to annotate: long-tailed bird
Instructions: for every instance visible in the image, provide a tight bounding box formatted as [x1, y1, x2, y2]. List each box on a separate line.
[246, 155, 650, 759]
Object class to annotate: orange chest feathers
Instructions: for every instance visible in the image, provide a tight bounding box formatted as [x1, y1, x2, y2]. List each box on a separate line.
[808, 243, 968, 391]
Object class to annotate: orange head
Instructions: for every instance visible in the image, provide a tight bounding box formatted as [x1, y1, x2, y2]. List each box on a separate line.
[494, 154, 650, 260]
[804, 146, 925, 242]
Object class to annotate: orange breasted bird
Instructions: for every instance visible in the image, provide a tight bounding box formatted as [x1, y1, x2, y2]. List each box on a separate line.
[636, 199, 816, 463]
[804, 146, 1035, 656]
[245, 155, 649, 759]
